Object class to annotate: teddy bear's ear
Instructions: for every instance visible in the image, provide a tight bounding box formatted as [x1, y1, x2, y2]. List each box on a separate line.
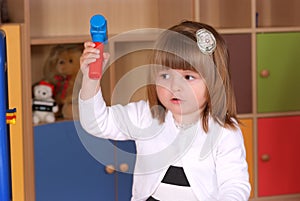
[43, 45, 66, 82]
[43, 58, 57, 82]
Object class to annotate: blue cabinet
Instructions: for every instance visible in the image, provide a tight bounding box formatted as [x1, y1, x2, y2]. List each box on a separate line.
[0, 29, 11, 201]
[34, 121, 135, 201]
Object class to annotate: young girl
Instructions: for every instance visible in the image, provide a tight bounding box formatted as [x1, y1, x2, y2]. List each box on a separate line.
[79, 21, 251, 201]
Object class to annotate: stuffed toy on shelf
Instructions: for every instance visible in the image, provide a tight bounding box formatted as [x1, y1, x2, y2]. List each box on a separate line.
[43, 44, 83, 120]
[32, 81, 58, 125]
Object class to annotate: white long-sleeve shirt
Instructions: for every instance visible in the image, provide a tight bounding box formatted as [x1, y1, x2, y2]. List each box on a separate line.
[79, 90, 251, 201]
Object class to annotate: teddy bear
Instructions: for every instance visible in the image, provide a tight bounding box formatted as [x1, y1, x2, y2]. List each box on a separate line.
[32, 81, 59, 125]
[43, 44, 83, 120]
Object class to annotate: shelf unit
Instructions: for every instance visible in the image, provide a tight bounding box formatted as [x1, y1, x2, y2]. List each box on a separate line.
[4, 0, 300, 200]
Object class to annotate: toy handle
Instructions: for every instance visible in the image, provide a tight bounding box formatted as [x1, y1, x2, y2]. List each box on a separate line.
[88, 42, 104, 79]
[89, 14, 107, 79]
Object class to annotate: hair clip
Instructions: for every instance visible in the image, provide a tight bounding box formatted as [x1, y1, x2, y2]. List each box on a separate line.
[196, 28, 216, 55]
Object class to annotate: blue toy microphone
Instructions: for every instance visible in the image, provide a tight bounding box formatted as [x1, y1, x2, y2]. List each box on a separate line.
[89, 14, 107, 79]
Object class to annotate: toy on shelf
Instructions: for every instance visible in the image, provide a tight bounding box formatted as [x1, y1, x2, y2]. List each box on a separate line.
[32, 81, 58, 125]
[43, 44, 83, 119]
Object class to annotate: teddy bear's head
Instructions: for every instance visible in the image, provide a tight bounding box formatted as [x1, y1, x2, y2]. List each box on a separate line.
[43, 44, 83, 83]
[32, 81, 58, 124]
[33, 81, 54, 100]
[55, 48, 82, 76]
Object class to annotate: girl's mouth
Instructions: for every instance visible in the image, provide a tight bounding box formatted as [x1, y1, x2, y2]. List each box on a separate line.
[171, 97, 181, 104]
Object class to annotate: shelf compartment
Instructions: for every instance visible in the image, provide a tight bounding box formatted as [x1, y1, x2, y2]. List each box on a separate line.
[223, 33, 252, 114]
[109, 40, 154, 105]
[256, 0, 300, 28]
[29, 0, 194, 38]
[198, 0, 252, 29]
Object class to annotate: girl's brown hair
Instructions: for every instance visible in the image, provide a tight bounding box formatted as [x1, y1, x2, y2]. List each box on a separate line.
[147, 21, 238, 132]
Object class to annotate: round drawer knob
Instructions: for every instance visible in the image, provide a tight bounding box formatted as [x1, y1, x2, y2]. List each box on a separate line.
[260, 69, 270, 78]
[105, 164, 115, 174]
[119, 163, 129, 173]
[261, 154, 270, 162]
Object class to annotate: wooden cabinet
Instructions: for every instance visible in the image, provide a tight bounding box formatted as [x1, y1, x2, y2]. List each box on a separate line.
[4, 0, 300, 200]
[34, 121, 135, 201]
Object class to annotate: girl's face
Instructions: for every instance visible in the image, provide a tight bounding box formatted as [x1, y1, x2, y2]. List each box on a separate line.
[156, 68, 207, 123]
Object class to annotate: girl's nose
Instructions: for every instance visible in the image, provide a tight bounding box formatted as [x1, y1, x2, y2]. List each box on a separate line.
[170, 76, 183, 92]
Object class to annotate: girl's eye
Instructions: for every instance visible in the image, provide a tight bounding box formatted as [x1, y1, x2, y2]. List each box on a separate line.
[184, 75, 195, 80]
[160, 73, 170, 79]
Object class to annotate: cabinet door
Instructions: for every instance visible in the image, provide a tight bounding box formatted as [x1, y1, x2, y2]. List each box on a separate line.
[34, 121, 115, 201]
[223, 34, 252, 114]
[239, 119, 254, 198]
[258, 116, 300, 196]
[257, 32, 300, 113]
[115, 141, 136, 201]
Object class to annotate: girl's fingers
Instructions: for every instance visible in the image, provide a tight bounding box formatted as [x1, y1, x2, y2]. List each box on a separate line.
[80, 41, 110, 76]
[80, 45, 100, 66]
[82, 46, 100, 55]
[80, 56, 97, 66]
[82, 50, 100, 60]
[83, 42, 100, 56]
[84, 41, 95, 48]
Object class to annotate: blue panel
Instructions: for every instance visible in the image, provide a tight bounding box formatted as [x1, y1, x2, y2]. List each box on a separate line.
[115, 141, 136, 201]
[34, 121, 115, 201]
[0, 30, 10, 201]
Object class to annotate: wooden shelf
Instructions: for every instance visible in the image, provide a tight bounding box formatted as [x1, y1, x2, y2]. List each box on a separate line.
[217, 28, 253, 34]
[255, 27, 300, 33]
[31, 35, 90, 45]
[30, 30, 163, 45]
[256, 111, 300, 118]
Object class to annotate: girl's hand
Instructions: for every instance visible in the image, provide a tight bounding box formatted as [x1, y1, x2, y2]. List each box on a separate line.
[80, 41, 110, 79]
[79, 41, 110, 100]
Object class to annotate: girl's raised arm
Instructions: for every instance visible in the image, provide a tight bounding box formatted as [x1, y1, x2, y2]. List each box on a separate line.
[79, 41, 109, 100]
